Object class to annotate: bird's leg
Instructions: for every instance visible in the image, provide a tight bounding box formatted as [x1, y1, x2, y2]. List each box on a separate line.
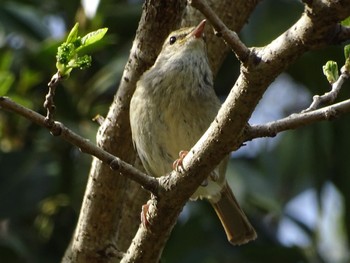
[173, 150, 209, 187]
[210, 170, 220, 182]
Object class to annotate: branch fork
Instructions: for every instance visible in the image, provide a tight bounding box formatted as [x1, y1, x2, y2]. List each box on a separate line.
[189, 0, 251, 63]
[2, 0, 350, 262]
[304, 66, 350, 112]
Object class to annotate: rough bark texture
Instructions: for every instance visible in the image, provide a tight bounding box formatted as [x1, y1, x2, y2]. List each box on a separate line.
[62, 0, 350, 262]
[116, 0, 260, 255]
[0, 0, 350, 262]
[116, 161, 148, 251]
[120, 1, 350, 262]
[62, 1, 187, 262]
[182, 0, 259, 76]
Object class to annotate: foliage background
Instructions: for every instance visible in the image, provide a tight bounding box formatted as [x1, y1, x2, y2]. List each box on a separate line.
[0, 0, 350, 262]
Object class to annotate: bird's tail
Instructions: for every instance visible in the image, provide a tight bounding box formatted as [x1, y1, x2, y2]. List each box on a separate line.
[210, 181, 257, 245]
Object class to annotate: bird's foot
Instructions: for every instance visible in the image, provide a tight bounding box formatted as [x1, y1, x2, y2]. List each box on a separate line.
[172, 150, 188, 173]
[140, 200, 152, 229]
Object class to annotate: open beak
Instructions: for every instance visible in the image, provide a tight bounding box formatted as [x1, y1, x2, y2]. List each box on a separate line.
[192, 19, 206, 38]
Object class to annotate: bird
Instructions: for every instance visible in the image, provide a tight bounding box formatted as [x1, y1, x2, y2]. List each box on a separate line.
[129, 19, 256, 245]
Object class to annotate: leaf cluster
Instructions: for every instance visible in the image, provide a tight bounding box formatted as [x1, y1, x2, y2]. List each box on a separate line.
[56, 23, 107, 77]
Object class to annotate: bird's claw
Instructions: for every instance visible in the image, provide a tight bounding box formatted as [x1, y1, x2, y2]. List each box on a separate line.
[172, 150, 189, 173]
[141, 200, 152, 229]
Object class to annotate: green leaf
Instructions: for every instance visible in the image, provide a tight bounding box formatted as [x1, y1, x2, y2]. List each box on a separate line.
[66, 23, 79, 43]
[344, 44, 350, 61]
[341, 16, 350, 27]
[55, 25, 107, 76]
[78, 28, 108, 50]
[344, 44, 350, 72]
[0, 72, 15, 95]
[0, 51, 13, 71]
[322, 61, 339, 84]
[56, 61, 72, 77]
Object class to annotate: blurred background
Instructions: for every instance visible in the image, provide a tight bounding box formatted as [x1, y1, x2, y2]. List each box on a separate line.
[1, 0, 350, 262]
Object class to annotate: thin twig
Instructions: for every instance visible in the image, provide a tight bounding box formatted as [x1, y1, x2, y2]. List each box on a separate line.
[334, 25, 350, 44]
[44, 71, 62, 126]
[303, 66, 350, 113]
[245, 98, 350, 141]
[0, 96, 159, 195]
[189, 0, 251, 63]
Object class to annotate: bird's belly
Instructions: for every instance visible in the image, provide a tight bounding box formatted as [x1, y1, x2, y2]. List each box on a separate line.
[151, 111, 202, 176]
[131, 93, 224, 200]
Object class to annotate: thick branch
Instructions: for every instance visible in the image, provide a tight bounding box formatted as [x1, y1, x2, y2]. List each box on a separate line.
[116, 0, 261, 257]
[4, 1, 349, 262]
[63, 1, 188, 261]
[0, 96, 158, 194]
[122, 1, 350, 262]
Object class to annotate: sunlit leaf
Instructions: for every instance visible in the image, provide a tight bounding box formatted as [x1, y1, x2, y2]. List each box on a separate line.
[344, 45, 350, 61]
[341, 16, 350, 26]
[322, 60, 339, 84]
[78, 28, 108, 50]
[66, 22, 79, 43]
[344, 44, 350, 72]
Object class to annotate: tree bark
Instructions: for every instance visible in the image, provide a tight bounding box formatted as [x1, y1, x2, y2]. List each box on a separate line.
[62, 1, 187, 262]
[114, 0, 260, 255]
[120, 1, 350, 262]
[61, 0, 350, 262]
[182, 0, 259, 75]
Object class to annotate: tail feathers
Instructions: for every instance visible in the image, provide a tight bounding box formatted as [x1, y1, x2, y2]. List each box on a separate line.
[211, 182, 257, 245]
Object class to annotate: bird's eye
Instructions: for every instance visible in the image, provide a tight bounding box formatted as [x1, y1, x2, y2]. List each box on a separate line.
[169, 36, 177, 45]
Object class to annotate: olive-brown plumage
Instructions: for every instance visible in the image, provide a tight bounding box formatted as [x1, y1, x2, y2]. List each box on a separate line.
[130, 20, 256, 245]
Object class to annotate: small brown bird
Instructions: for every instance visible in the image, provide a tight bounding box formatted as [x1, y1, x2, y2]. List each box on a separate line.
[129, 20, 256, 245]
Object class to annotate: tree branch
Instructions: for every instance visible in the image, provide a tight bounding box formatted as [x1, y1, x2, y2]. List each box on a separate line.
[303, 66, 350, 112]
[3, 1, 350, 262]
[121, 1, 350, 262]
[334, 25, 350, 43]
[181, 0, 259, 75]
[245, 99, 350, 141]
[0, 96, 159, 194]
[63, 1, 188, 261]
[44, 71, 62, 125]
[116, 0, 261, 255]
[189, 0, 251, 63]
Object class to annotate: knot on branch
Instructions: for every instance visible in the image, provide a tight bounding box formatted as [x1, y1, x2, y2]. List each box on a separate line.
[50, 121, 63, 136]
[324, 107, 338, 120]
[110, 158, 121, 170]
[44, 71, 62, 123]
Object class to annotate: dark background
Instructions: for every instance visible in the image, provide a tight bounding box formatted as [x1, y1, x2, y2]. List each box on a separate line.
[1, 0, 350, 262]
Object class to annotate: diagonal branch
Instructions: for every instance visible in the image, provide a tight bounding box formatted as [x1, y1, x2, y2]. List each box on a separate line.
[65, 1, 188, 261]
[245, 99, 350, 141]
[121, 1, 350, 263]
[3, 1, 350, 263]
[189, 0, 251, 63]
[244, 63, 350, 141]
[0, 96, 159, 195]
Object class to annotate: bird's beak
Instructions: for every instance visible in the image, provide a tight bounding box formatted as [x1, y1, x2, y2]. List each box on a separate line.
[192, 19, 206, 38]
